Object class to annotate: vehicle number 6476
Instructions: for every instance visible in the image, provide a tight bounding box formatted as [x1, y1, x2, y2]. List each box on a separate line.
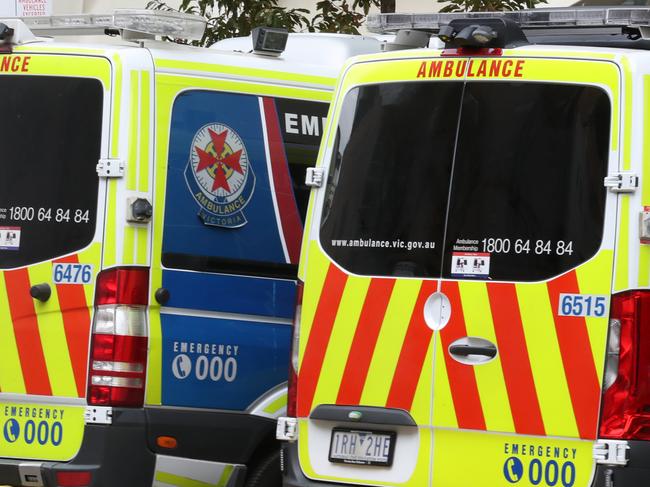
[52, 263, 93, 285]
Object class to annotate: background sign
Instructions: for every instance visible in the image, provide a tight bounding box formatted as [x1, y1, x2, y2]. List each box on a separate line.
[0, 0, 52, 17]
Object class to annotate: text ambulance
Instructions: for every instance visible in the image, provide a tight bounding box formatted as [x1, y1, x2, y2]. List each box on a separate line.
[0, 10, 380, 487]
[279, 7, 650, 487]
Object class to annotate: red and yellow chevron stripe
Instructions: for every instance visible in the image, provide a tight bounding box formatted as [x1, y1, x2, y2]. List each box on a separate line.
[0, 248, 98, 399]
[297, 244, 612, 440]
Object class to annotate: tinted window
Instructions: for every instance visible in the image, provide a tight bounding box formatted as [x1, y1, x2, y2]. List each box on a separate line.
[320, 83, 463, 277]
[275, 98, 329, 220]
[0, 76, 102, 269]
[444, 83, 610, 281]
[162, 92, 326, 278]
[320, 81, 611, 281]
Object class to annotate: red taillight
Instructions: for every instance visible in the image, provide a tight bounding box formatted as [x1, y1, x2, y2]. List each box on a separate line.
[287, 280, 303, 418]
[87, 267, 149, 408]
[600, 290, 650, 439]
[95, 267, 149, 306]
[287, 366, 298, 418]
[441, 47, 503, 56]
[55, 471, 92, 487]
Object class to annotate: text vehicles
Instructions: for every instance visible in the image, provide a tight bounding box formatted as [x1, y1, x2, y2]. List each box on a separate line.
[0, 11, 380, 487]
[279, 7, 650, 487]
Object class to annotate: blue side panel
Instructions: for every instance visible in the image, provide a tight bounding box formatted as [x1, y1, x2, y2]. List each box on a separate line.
[161, 313, 291, 410]
[162, 269, 296, 319]
[159, 91, 297, 410]
[162, 91, 286, 263]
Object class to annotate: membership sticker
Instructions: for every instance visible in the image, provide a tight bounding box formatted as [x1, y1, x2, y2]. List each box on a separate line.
[0, 226, 21, 250]
[451, 252, 490, 278]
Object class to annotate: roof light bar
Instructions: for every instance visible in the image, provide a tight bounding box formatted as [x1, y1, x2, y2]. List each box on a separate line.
[113, 9, 205, 40]
[366, 7, 650, 34]
[17, 9, 206, 41]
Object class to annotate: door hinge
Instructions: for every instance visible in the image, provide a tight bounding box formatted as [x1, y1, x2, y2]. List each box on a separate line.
[604, 172, 638, 193]
[276, 417, 297, 441]
[593, 439, 629, 466]
[305, 167, 324, 188]
[97, 158, 125, 178]
[85, 406, 113, 425]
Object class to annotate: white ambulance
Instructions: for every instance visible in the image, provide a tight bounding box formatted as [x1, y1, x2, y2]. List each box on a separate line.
[279, 7, 650, 487]
[0, 9, 381, 487]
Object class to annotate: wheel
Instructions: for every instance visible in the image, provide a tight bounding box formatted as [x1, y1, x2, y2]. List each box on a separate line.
[244, 449, 281, 487]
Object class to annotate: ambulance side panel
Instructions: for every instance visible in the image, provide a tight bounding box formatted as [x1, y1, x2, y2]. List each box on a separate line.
[146, 60, 331, 480]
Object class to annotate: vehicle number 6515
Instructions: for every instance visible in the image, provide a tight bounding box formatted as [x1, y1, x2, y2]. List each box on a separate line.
[558, 294, 607, 318]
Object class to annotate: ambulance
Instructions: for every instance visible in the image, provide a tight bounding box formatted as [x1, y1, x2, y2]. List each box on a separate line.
[278, 7, 650, 487]
[0, 10, 381, 487]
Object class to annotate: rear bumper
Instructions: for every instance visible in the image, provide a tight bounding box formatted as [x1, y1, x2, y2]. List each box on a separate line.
[0, 408, 155, 487]
[0, 406, 275, 487]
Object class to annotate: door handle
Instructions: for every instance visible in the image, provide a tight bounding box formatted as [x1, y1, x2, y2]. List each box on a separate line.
[448, 336, 497, 365]
[449, 344, 497, 358]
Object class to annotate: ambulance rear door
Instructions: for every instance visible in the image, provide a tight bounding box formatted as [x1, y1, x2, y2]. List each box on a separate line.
[312, 51, 619, 487]
[429, 53, 619, 487]
[0, 49, 111, 462]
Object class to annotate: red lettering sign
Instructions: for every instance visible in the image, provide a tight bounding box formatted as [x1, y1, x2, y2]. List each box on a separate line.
[416, 58, 526, 79]
[0, 56, 32, 73]
[429, 61, 442, 78]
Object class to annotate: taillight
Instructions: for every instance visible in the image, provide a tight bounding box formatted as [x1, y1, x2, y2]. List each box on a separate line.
[599, 290, 650, 439]
[441, 47, 503, 56]
[87, 267, 149, 407]
[56, 471, 92, 487]
[287, 280, 303, 418]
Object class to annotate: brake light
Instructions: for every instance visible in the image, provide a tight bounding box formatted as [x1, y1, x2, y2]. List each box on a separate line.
[441, 47, 503, 56]
[55, 471, 92, 487]
[599, 290, 650, 439]
[87, 267, 149, 407]
[287, 280, 303, 418]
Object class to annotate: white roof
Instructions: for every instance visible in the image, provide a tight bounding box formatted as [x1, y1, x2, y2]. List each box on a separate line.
[212, 33, 383, 69]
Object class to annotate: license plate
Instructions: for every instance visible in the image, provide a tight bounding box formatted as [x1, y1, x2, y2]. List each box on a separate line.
[329, 428, 396, 466]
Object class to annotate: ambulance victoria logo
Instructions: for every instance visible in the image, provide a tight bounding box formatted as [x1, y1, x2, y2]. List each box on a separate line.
[185, 123, 255, 228]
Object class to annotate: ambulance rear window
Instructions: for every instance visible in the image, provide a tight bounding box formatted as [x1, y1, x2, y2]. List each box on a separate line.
[443, 82, 610, 281]
[320, 83, 462, 278]
[320, 80, 610, 281]
[0, 76, 102, 269]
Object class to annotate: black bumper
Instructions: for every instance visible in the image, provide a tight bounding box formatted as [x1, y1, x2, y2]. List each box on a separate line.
[283, 440, 650, 487]
[0, 407, 276, 487]
[0, 408, 155, 487]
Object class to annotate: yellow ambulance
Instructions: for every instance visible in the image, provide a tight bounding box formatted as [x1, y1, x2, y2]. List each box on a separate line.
[0, 10, 381, 487]
[280, 7, 650, 487]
